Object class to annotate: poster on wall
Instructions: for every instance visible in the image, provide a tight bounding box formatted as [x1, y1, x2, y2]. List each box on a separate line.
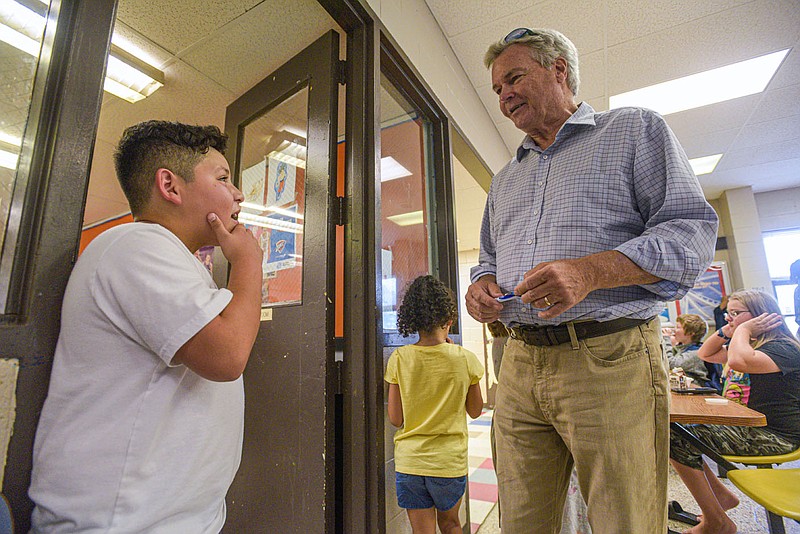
[263, 208, 298, 274]
[266, 157, 296, 207]
[674, 262, 729, 324]
[194, 246, 214, 274]
[241, 158, 267, 205]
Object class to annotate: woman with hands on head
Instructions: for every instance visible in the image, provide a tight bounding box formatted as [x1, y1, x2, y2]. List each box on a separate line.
[670, 289, 800, 534]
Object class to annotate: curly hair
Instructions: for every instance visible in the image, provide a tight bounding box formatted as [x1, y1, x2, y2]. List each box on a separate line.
[396, 275, 458, 337]
[114, 120, 228, 215]
[676, 314, 707, 344]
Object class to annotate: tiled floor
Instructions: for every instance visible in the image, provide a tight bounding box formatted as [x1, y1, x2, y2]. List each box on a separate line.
[467, 409, 497, 533]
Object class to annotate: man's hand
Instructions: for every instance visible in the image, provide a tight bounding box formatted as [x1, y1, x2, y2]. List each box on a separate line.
[207, 213, 263, 267]
[515, 258, 595, 320]
[515, 251, 661, 320]
[466, 275, 504, 323]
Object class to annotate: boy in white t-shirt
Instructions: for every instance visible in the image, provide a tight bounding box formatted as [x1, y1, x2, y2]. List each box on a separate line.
[29, 120, 263, 533]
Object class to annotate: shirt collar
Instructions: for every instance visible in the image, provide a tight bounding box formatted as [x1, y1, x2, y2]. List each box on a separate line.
[515, 102, 597, 162]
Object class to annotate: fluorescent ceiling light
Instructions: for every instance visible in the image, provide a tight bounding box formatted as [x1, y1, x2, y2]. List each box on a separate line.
[238, 212, 303, 234]
[0, 1, 164, 103]
[610, 49, 790, 115]
[104, 45, 164, 103]
[0, 148, 18, 170]
[281, 125, 307, 140]
[0, 131, 21, 147]
[381, 156, 412, 182]
[0, 23, 40, 55]
[387, 210, 424, 226]
[689, 154, 723, 176]
[240, 201, 304, 220]
[267, 150, 305, 170]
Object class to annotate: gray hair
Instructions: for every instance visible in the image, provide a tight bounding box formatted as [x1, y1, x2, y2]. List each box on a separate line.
[484, 28, 580, 96]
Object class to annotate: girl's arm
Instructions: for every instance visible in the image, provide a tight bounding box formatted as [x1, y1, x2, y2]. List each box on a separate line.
[727, 313, 783, 374]
[466, 383, 483, 419]
[697, 324, 732, 364]
[387, 383, 403, 427]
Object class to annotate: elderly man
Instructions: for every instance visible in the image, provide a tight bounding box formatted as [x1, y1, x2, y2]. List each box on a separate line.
[466, 28, 718, 533]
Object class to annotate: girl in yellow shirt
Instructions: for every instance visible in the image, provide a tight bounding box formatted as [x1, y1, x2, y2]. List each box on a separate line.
[385, 275, 484, 533]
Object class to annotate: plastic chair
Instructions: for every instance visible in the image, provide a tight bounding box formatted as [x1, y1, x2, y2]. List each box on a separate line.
[727, 468, 800, 534]
[722, 446, 800, 468]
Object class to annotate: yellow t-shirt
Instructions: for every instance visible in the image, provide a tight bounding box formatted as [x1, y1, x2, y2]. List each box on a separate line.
[384, 343, 484, 477]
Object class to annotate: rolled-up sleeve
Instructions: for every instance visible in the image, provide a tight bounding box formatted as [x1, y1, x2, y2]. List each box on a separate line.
[615, 110, 718, 300]
[470, 190, 497, 283]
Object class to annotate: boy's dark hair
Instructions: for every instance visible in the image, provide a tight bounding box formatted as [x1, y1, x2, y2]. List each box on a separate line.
[114, 120, 228, 215]
[396, 275, 458, 337]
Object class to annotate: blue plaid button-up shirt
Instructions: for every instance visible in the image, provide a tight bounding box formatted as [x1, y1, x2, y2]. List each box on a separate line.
[470, 103, 718, 326]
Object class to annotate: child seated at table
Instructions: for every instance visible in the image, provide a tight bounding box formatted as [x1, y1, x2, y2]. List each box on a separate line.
[669, 290, 800, 534]
[666, 314, 710, 385]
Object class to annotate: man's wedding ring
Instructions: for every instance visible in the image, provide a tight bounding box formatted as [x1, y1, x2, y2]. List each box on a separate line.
[543, 296, 552, 307]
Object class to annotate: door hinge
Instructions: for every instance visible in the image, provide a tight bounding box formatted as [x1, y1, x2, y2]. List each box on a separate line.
[337, 59, 347, 86]
[333, 196, 347, 226]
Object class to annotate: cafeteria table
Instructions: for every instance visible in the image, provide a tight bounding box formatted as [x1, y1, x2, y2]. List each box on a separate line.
[667, 390, 766, 531]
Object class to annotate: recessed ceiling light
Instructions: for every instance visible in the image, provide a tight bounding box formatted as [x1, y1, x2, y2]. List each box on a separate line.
[381, 156, 412, 182]
[689, 154, 723, 176]
[610, 49, 790, 115]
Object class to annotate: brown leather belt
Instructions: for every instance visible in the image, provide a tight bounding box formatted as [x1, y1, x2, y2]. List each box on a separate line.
[509, 317, 653, 347]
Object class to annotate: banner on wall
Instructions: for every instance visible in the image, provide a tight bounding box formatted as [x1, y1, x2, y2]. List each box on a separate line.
[241, 158, 267, 205]
[674, 262, 729, 324]
[263, 209, 298, 274]
[266, 157, 296, 206]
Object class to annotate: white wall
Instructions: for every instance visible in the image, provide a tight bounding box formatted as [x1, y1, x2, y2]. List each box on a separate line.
[364, 0, 511, 174]
[456, 249, 495, 399]
[756, 186, 800, 232]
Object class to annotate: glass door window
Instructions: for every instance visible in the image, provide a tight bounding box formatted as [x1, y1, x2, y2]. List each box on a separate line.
[236, 89, 308, 308]
[0, 0, 52, 309]
[379, 76, 435, 332]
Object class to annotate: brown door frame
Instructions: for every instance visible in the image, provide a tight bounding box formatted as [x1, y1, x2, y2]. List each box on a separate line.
[0, 0, 117, 530]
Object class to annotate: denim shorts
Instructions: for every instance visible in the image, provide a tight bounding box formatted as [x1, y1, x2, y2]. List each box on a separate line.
[396, 472, 466, 511]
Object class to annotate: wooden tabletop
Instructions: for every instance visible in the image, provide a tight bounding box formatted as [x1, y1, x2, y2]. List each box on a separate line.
[669, 392, 766, 426]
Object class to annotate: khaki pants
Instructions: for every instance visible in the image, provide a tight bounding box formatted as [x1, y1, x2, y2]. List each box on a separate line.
[494, 318, 669, 534]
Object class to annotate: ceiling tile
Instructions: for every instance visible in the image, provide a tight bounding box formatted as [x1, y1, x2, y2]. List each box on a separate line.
[605, 0, 752, 47]
[180, 0, 340, 95]
[424, 0, 545, 38]
[116, 0, 263, 55]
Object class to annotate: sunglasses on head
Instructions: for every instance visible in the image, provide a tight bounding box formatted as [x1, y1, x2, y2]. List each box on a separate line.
[503, 28, 535, 43]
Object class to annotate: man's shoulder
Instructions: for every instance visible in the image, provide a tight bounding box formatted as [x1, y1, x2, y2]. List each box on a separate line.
[593, 106, 663, 125]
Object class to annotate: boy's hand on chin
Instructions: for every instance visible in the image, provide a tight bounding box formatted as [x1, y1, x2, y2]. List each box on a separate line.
[207, 213, 263, 267]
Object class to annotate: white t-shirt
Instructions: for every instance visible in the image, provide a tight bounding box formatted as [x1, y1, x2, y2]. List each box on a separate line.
[30, 223, 242, 533]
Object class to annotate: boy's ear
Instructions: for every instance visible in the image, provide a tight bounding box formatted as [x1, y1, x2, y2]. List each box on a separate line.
[155, 168, 183, 206]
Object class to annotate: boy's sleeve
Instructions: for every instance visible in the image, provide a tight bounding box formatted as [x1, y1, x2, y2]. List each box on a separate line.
[384, 349, 399, 384]
[465, 349, 484, 384]
[93, 229, 232, 365]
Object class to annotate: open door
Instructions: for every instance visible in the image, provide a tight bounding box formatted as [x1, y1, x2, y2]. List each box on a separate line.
[221, 31, 340, 532]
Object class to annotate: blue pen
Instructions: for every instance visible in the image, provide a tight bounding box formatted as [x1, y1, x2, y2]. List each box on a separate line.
[496, 292, 521, 302]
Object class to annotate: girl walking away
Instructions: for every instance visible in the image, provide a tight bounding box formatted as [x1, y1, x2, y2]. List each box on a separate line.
[385, 275, 484, 534]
